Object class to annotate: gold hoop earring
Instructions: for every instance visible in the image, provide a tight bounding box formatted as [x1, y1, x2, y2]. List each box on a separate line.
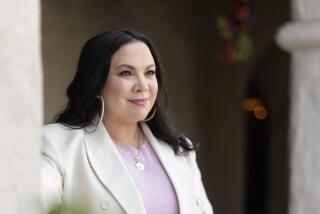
[96, 95, 104, 124]
[142, 107, 156, 122]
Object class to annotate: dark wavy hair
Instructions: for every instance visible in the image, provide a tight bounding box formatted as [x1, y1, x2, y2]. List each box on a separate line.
[55, 29, 196, 155]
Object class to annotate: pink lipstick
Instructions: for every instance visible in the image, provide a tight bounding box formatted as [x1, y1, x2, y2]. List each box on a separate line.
[128, 98, 148, 106]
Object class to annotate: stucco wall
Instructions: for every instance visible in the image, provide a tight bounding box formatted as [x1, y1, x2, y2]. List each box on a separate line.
[0, 0, 42, 213]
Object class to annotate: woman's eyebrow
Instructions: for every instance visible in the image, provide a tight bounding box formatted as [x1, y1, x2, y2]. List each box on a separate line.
[115, 64, 135, 70]
[145, 64, 156, 69]
[115, 64, 156, 70]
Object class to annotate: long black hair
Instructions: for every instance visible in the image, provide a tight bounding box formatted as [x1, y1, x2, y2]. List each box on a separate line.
[55, 29, 197, 155]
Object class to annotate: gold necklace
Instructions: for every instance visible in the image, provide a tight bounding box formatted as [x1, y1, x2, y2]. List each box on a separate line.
[116, 131, 145, 171]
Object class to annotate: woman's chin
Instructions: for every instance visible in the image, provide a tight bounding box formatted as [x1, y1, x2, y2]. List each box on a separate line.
[126, 114, 149, 123]
[128, 109, 150, 120]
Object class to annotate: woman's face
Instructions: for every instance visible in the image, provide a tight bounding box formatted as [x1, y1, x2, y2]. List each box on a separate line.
[101, 41, 158, 124]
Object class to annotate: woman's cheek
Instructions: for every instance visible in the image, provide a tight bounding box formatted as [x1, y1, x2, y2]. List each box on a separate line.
[110, 79, 131, 96]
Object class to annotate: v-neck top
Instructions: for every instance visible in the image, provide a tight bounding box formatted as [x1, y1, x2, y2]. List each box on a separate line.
[115, 139, 179, 214]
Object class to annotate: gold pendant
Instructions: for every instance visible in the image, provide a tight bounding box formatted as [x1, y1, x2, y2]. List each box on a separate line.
[135, 161, 145, 171]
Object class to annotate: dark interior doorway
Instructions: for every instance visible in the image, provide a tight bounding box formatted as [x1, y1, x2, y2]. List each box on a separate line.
[243, 42, 290, 214]
[244, 82, 269, 214]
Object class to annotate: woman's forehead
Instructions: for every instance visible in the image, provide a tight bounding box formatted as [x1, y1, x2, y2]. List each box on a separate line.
[111, 42, 155, 67]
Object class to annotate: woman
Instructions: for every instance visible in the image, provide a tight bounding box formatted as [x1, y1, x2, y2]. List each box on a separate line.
[41, 29, 213, 214]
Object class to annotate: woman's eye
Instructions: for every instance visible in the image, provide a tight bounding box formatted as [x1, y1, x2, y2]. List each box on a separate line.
[119, 70, 132, 76]
[146, 70, 156, 75]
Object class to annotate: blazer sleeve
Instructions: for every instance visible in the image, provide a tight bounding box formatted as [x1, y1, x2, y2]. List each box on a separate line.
[186, 138, 214, 214]
[40, 129, 63, 213]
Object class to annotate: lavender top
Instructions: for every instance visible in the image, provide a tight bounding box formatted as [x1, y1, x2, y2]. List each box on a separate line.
[115, 139, 179, 214]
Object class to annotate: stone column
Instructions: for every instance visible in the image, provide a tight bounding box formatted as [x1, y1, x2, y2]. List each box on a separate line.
[0, 0, 42, 213]
[276, 0, 320, 213]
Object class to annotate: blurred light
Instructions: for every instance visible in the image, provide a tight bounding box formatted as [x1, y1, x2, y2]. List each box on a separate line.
[254, 106, 268, 120]
[242, 98, 263, 111]
[242, 98, 268, 120]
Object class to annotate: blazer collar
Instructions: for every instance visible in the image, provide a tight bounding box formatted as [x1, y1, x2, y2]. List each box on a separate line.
[84, 121, 146, 214]
[140, 123, 193, 214]
[84, 121, 192, 214]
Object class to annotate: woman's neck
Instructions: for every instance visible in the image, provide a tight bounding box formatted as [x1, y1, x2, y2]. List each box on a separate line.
[102, 119, 141, 148]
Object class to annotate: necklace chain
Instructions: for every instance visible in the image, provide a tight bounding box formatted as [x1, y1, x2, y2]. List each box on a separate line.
[115, 130, 145, 171]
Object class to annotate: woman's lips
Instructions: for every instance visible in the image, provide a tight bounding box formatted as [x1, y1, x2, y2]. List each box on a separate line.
[128, 98, 148, 106]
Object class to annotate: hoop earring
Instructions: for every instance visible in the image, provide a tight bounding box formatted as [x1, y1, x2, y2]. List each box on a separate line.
[142, 106, 156, 122]
[96, 95, 105, 124]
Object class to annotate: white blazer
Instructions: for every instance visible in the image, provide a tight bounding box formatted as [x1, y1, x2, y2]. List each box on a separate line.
[41, 121, 213, 214]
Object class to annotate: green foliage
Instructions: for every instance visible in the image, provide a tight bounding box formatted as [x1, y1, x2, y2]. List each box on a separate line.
[49, 202, 89, 214]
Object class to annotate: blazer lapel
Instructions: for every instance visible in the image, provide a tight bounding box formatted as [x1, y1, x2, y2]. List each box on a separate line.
[83, 122, 146, 214]
[141, 123, 194, 214]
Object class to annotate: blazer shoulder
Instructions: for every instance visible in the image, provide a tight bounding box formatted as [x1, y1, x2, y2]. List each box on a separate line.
[43, 123, 84, 139]
[183, 137, 197, 160]
[42, 123, 85, 153]
[42, 123, 86, 174]
[181, 137, 199, 173]
[43, 123, 82, 137]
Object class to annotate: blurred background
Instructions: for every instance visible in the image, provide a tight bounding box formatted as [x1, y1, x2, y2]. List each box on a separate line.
[42, 0, 290, 214]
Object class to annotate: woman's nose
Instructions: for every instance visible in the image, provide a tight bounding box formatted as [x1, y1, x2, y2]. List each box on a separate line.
[134, 75, 148, 92]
